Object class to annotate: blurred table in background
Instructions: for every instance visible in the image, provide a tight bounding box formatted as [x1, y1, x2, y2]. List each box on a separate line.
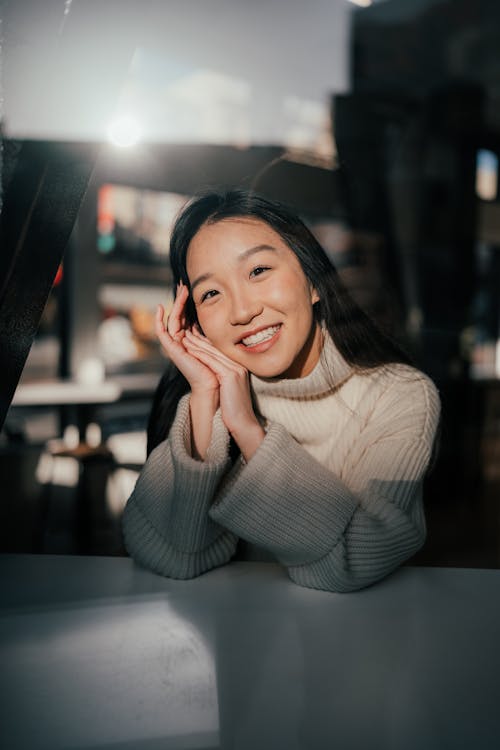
[11, 373, 160, 432]
[11, 373, 161, 408]
[5, 376, 159, 555]
[1, 556, 499, 750]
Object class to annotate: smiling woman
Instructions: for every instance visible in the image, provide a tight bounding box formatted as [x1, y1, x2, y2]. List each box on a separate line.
[122, 189, 441, 593]
[187, 218, 322, 379]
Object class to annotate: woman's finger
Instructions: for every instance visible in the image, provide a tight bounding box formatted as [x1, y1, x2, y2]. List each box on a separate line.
[167, 283, 189, 338]
[184, 331, 228, 360]
[156, 304, 187, 354]
[155, 304, 168, 337]
[183, 344, 231, 379]
[152, 289, 222, 393]
[166, 286, 182, 336]
[184, 330, 242, 371]
[184, 328, 221, 352]
[183, 337, 244, 378]
[191, 323, 207, 339]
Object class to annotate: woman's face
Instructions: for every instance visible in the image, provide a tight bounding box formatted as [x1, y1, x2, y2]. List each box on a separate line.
[186, 217, 323, 379]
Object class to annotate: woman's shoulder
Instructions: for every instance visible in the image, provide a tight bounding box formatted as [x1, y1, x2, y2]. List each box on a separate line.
[380, 362, 439, 397]
[369, 361, 439, 402]
[360, 361, 441, 437]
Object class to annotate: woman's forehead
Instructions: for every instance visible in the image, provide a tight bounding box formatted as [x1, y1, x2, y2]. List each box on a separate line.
[193, 216, 279, 241]
[187, 217, 290, 264]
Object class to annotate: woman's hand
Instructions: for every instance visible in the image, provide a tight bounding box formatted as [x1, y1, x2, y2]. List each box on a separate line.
[183, 328, 265, 461]
[156, 283, 221, 461]
[156, 283, 219, 397]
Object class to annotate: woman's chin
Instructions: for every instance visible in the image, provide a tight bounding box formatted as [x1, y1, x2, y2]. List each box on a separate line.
[245, 357, 294, 380]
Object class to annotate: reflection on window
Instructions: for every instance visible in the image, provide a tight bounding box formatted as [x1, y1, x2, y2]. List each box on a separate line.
[117, 48, 252, 146]
[476, 149, 498, 202]
[97, 185, 191, 373]
[469, 241, 500, 379]
[97, 184, 188, 265]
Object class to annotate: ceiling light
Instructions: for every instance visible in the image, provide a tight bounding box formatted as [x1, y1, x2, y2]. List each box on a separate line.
[107, 116, 141, 148]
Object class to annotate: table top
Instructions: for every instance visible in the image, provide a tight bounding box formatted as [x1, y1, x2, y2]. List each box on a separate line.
[11, 379, 122, 406]
[1, 555, 499, 750]
[11, 373, 161, 407]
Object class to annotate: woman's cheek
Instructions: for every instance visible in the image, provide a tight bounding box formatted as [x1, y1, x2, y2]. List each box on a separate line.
[266, 273, 301, 307]
[197, 308, 224, 346]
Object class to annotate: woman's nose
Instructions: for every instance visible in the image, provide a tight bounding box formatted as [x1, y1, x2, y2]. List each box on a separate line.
[228, 289, 263, 326]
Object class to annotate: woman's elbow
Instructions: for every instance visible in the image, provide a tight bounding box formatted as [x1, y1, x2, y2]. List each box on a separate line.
[286, 531, 426, 593]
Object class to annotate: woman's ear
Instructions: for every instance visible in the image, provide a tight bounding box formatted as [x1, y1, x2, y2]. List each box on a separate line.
[310, 286, 320, 305]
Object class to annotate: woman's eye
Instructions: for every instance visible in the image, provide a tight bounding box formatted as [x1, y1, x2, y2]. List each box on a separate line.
[250, 266, 271, 278]
[200, 289, 218, 303]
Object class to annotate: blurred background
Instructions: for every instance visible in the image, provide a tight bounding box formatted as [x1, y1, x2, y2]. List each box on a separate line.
[1, 0, 499, 567]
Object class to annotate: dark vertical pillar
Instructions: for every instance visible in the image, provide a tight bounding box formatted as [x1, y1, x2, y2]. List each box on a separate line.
[65, 184, 102, 379]
[0, 140, 98, 431]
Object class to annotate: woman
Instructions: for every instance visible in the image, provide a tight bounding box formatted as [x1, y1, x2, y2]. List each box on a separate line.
[122, 189, 440, 592]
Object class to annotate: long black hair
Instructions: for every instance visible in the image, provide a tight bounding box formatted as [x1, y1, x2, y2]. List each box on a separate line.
[147, 188, 414, 455]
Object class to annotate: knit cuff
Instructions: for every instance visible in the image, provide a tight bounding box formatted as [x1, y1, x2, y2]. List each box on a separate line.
[209, 420, 358, 566]
[170, 393, 231, 467]
[165, 394, 232, 551]
[123, 393, 232, 564]
[122, 495, 238, 578]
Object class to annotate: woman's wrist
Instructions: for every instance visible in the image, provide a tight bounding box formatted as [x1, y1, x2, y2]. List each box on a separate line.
[189, 389, 220, 461]
[231, 421, 266, 463]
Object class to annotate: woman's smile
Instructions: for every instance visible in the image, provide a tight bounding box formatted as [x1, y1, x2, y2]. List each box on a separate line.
[186, 218, 323, 378]
[236, 323, 282, 352]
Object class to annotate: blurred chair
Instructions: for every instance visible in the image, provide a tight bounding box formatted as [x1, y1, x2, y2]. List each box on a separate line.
[105, 431, 147, 519]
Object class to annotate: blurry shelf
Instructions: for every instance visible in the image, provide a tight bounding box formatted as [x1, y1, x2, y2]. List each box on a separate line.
[98, 283, 173, 312]
[100, 262, 172, 286]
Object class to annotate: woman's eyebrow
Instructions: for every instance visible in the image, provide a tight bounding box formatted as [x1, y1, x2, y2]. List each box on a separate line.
[190, 244, 277, 293]
[237, 243, 277, 261]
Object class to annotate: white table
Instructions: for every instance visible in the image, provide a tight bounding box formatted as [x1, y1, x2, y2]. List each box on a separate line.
[9, 374, 160, 443]
[1, 555, 499, 750]
[11, 373, 161, 406]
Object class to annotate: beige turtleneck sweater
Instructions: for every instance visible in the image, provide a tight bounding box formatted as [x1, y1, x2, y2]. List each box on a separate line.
[122, 333, 440, 592]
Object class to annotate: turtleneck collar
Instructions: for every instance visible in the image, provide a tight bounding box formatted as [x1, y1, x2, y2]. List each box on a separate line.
[250, 326, 354, 400]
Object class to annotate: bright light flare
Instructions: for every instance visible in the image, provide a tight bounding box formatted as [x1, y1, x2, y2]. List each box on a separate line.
[107, 116, 142, 147]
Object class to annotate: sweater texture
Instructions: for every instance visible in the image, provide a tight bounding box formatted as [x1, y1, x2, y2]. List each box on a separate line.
[122, 333, 440, 592]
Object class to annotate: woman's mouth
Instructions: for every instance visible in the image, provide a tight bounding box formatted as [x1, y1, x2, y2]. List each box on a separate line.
[237, 324, 282, 352]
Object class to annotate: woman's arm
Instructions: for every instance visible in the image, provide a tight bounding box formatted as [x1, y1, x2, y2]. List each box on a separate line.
[208, 375, 441, 592]
[189, 389, 221, 460]
[124, 283, 240, 578]
[183, 328, 266, 461]
[154, 283, 224, 461]
[122, 394, 239, 578]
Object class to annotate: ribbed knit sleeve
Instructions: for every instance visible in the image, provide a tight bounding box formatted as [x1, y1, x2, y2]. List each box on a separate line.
[122, 394, 238, 578]
[209, 374, 441, 592]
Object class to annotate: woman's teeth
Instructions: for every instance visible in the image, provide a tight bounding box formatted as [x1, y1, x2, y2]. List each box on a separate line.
[241, 325, 280, 347]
